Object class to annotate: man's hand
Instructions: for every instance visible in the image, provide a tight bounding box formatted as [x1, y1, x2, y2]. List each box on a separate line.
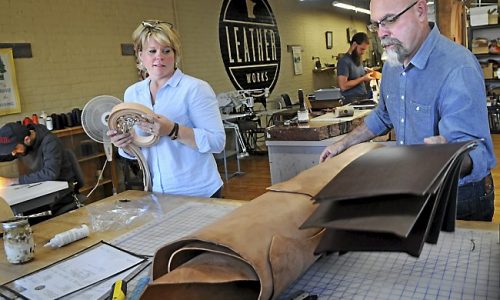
[423, 135, 447, 144]
[361, 72, 374, 82]
[319, 142, 346, 163]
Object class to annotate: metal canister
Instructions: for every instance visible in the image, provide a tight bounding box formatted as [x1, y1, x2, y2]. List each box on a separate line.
[2, 218, 35, 264]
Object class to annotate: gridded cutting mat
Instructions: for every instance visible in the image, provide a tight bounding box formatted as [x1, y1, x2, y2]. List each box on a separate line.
[280, 229, 499, 300]
[111, 201, 238, 256]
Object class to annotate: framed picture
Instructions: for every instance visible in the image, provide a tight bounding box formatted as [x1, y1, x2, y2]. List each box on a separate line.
[346, 27, 357, 43]
[0, 48, 21, 115]
[325, 31, 333, 49]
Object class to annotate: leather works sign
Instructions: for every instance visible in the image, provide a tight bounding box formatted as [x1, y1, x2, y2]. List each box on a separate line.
[219, 0, 281, 92]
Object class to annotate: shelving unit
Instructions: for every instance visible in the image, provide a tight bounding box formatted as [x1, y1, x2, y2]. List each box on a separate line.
[53, 126, 118, 203]
[468, 22, 500, 133]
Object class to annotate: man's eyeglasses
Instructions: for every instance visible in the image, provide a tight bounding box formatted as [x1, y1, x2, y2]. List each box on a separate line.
[141, 20, 173, 30]
[368, 1, 418, 33]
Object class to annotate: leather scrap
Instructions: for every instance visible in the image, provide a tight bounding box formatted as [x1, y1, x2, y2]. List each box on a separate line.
[302, 141, 477, 257]
[108, 102, 160, 191]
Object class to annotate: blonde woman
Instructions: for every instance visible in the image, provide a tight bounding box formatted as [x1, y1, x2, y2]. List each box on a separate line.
[108, 20, 225, 198]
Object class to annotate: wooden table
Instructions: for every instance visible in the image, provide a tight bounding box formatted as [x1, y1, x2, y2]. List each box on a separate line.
[0, 190, 242, 285]
[266, 109, 370, 141]
[1, 190, 497, 288]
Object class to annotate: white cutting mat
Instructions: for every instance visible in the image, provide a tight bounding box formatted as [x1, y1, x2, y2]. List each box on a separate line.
[280, 229, 500, 300]
[111, 201, 238, 256]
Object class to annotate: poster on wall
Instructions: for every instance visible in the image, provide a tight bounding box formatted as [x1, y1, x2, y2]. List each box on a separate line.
[219, 0, 281, 92]
[0, 48, 21, 115]
[292, 46, 302, 75]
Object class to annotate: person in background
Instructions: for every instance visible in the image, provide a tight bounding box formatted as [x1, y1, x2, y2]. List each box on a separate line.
[337, 32, 374, 103]
[107, 20, 225, 198]
[320, 0, 495, 221]
[0, 122, 78, 215]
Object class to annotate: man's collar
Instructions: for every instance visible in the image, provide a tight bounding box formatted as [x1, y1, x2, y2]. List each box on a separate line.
[409, 22, 439, 70]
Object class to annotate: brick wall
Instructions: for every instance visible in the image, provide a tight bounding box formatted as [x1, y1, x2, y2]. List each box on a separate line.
[0, 0, 368, 123]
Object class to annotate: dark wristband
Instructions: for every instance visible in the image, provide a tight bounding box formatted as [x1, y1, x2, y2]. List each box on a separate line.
[167, 122, 177, 137]
[170, 123, 179, 140]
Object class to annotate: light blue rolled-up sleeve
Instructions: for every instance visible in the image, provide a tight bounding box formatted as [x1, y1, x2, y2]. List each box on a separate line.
[188, 81, 225, 153]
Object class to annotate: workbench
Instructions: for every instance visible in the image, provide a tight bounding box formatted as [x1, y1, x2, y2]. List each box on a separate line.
[1, 190, 498, 299]
[0, 190, 242, 286]
[265, 110, 371, 184]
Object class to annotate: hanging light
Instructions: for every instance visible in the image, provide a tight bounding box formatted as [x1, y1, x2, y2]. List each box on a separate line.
[332, 1, 371, 15]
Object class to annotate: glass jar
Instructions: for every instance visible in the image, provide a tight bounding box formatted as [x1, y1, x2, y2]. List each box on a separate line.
[2, 218, 35, 264]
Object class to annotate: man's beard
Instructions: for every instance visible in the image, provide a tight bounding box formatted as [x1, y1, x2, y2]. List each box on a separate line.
[381, 37, 410, 67]
[350, 48, 361, 66]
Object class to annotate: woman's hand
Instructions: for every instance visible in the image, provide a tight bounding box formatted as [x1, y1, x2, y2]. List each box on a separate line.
[106, 129, 133, 148]
[137, 113, 175, 137]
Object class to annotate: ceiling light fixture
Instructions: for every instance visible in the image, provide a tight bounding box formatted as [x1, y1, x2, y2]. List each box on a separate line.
[332, 1, 371, 15]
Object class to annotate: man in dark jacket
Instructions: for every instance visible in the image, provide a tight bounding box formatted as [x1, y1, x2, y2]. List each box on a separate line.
[0, 122, 78, 215]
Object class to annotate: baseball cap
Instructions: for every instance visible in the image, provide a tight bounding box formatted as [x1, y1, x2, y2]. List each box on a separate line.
[0, 123, 29, 156]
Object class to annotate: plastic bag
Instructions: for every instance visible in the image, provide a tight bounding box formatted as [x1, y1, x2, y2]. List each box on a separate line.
[87, 194, 164, 232]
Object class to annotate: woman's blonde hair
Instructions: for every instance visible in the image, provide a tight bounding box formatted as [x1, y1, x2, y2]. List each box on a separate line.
[132, 20, 182, 71]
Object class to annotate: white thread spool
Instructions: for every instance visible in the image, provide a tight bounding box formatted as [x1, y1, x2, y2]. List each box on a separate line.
[45, 116, 53, 130]
[44, 224, 90, 248]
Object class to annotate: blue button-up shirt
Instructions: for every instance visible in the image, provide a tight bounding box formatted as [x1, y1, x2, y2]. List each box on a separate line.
[119, 69, 225, 196]
[365, 24, 496, 185]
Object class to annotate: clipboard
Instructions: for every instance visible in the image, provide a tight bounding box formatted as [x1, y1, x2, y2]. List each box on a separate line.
[0, 241, 148, 300]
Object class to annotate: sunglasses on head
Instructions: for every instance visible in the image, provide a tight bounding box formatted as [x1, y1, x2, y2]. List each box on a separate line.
[141, 20, 173, 30]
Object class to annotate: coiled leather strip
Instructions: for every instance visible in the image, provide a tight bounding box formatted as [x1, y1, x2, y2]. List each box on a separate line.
[108, 102, 161, 192]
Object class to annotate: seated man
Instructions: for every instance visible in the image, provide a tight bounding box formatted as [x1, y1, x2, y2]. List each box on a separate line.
[0, 122, 78, 216]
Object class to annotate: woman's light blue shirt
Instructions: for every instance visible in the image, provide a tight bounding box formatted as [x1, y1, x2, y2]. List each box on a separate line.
[119, 69, 225, 196]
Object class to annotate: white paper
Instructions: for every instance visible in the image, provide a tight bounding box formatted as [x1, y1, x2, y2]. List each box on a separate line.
[0, 181, 68, 206]
[6, 243, 144, 300]
[292, 46, 303, 75]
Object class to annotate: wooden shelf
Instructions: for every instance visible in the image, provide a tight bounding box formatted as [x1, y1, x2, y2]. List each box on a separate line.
[470, 24, 500, 30]
[78, 153, 106, 162]
[80, 179, 113, 193]
[54, 127, 119, 200]
[52, 126, 84, 138]
[475, 53, 500, 59]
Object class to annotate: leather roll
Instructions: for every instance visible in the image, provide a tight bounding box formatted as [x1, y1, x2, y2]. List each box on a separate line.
[66, 112, 74, 127]
[71, 108, 81, 126]
[59, 113, 68, 129]
[51, 113, 61, 130]
[107, 102, 160, 192]
[140, 143, 381, 300]
[108, 103, 160, 147]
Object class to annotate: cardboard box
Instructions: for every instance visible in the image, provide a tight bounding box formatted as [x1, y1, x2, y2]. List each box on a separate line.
[482, 62, 494, 79]
[489, 13, 499, 24]
[470, 5, 498, 26]
[472, 38, 490, 54]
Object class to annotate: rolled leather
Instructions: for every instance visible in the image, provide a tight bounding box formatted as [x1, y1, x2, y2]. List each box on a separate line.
[141, 142, 382, 300]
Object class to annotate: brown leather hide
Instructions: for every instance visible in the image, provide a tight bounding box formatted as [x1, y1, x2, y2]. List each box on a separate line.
[140, 142, 382, 300]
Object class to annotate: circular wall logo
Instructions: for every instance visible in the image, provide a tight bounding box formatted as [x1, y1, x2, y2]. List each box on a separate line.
[219, 0, 281, 92]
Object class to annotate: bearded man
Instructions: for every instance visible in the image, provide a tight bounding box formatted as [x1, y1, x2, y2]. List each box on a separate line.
[0, 122, 78, 215]
[319, 0, 495, 221]
[337, 32, 375, 103]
